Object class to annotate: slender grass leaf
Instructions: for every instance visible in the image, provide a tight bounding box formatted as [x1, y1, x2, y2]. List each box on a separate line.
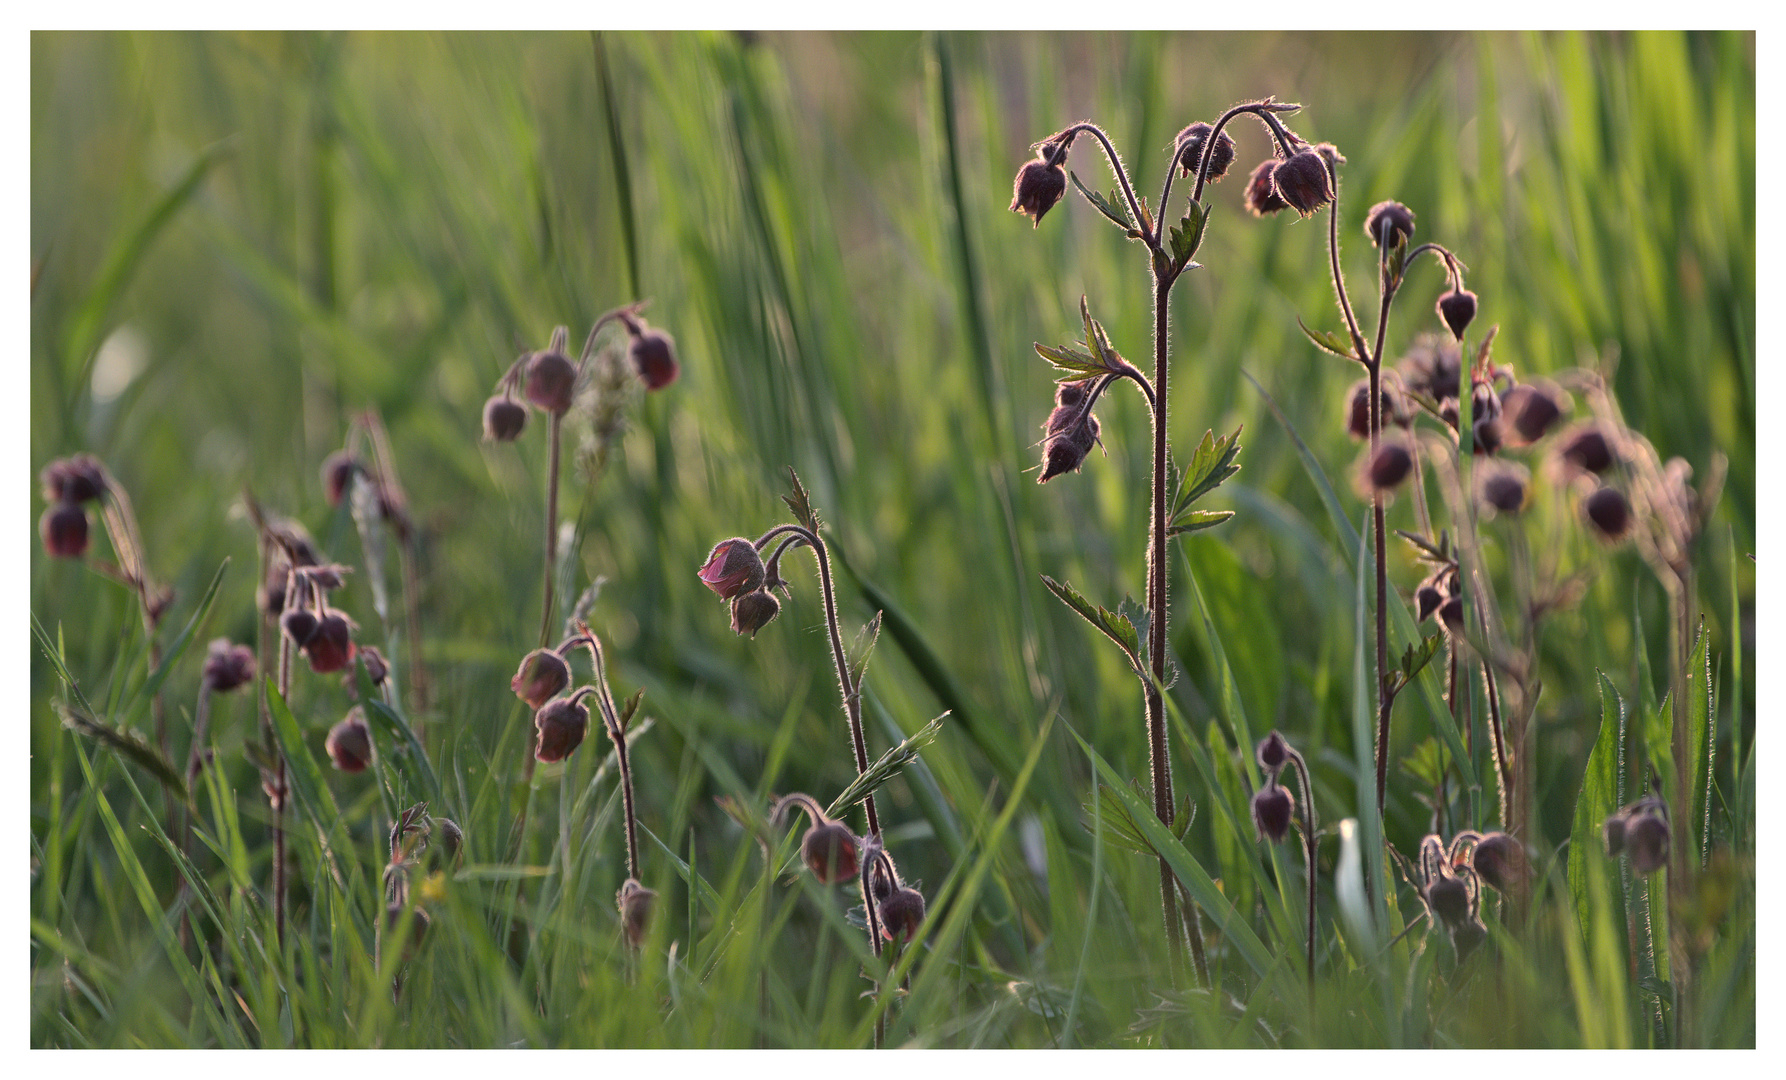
[1568, 674, 1625, 939]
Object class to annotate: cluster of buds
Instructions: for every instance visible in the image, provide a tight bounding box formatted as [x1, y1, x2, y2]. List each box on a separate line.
[698, 537, 783, 637]
[1416, 833, 1488, 958]
[38, 454, 108, 559]
[482, 311, 678, 444]
[383, 803, 442, 956]
[1414, 563, 1464, 637]
[1038, 381, 1104, 483]
[1251, 732, 1297, 843]
[1244, 136, 1342, 219]
[509, 632, 608, 762]
[1603, 795, 1670, 875]
[201, 637, 256, 693]
[863, 840, 926, 946]
[279, 564, 360, 675]
[1448, 829, 1528, 895]
[773, 793, 862, 884]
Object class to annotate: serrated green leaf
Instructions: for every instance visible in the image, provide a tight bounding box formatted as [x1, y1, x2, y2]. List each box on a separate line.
[1167, 509, 1235, 538]
[1297, 317, 1357, 360]
[1174, 427, 1244, 513]
[847, 610, 883, 689]
[1033, 342, 1102, 374]
[618, 686, 645, 732]
[1067, 171, 1135, 233]
[1399, 633, 1443, 683]
[1041, 575, 1140, 673]
[781, 466, 821, 532]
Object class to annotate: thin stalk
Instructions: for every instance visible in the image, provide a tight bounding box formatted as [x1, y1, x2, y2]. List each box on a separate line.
[1481, 656, 1512, 828]
[1666, 571, 1695, 1046]
[273, 590, 292, 950]
[584, 641, 640, 882]
[1285, 748, 1319, 997]
[537, 411, 564, 651]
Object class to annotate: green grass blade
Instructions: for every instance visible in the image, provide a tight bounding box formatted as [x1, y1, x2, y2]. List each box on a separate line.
[1568, 673, 1625, 938]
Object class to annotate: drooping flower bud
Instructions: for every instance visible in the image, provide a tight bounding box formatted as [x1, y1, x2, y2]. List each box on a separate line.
[1438, 596, 1464, 635]
[1010, 145, 1069, 227]
[1557, 422, 1616, 475]
[355, 645, 390, 687]
[628, 328, 680, 391]
[1039, 386, 1101, 483]
[1477, 461, 1528, 515]
[483, 394, 528, 442]
[1584, 486, 1633, 542]
[1363, 200, 1416, 248]
[1174, 122, 1235, 182]
[877, 886, 927, 944]
[801, 822, 862, 885]
[1345, 380, 1404, 439]
[1271, 149, 1334, 216]
[511, 649, 572, 710]
[326, 708, 373, 773]
[617, 878, 657, 949]
[1251, 783, 1294, 843]
[1364, 439, 1414, 491]
[320, 451, 362, 508]
[436, 817, 464, 864]
[1602, 814, 1628, 857]
[1499, 382, 1567, 444]
[523, 350, 577, 415]
[303, 612, 358, 674]
[39, 503, 90, 559]
[202, 638, 256, 693]
[1243, 159, 1289, 216]
[1436, 290, 1478, 340]
[1450, 917, 1487, 959]
[1608, 798, 1671, 875]
[40, 455, 108, 504]
[1424, 872, 1472, 929]
[1256, 731, 1290, 775]
[1469, 832, 1524, 893]
[533, 695, 590, 763]
[730, 589, 781, 637]
[280, 607, 320, 649]
[698, 538, 767, 600]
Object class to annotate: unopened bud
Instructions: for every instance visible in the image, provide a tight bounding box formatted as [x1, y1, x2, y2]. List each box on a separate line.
[437, 818, 463, 864]
[1469, 832, 1525, 892]
[1424, 873, 1472, 929]
[524, 350, 577, 415]
[355, 645, 390, 687]
[303, 612, 357, 674]
[1271, 149, 1334, 216]
[1557, 423, 1616, 475]
[730, 589, 781, 637]
[202, 638, 256, 693]
[1584, 486, 1633, 542]
[617, 878, 656, 949]
[801, 822, 861, 884]
[1256, 731, 1290, 775]
[39, 503, 90, 559]
[320, 451, 361, 508]
[40, 455, 108, 504]
[628, 328, 680, 391]
[1364, 200, 1416, 248]
[1436, 290, 1478, 340]
[483, 395, 528, 442]
[1252, 784, 1294, 843]
[1477, 462, 1528, 515]
[698, 538, 767, 600]
[877, 886, 927, 944]
[326, 708, 373, 773]
[1416, 582, 1445, 623]
[1011, 148, 1068, 227]
[511, 648, 572, 710]
[280, 607, 320, 649]
[1500, 382, 1567, 444]
[1365, 439, 1414, 491]
[1244, 159, 1290, 216]
[533, 695, 590, 763]
[1175, 122, 1235, 182]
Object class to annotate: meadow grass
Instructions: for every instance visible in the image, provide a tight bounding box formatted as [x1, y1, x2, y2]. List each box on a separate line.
[29, 31, 1753, 1047]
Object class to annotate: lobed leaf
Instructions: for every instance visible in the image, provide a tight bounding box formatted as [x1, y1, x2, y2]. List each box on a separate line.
[1041, 575, 1141, 675]
[1296, 317, 1357, 360]
[1067, 171, 1137, 235]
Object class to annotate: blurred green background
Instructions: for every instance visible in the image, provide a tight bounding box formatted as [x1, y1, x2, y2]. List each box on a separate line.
[30, 31, 1754, 1046]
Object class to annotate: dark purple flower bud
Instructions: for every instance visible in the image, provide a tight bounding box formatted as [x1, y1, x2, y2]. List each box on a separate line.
[1469, 832, 1524, 893]
[801, 822, 861, 884]
[39, 503, 90, 559]
[524, 350, 577, 415]
[1557, 423, 1616, 475]
[877, 886, 927, 944]
[1450, 917, 1487, 959]
[1011, 147, 1068, 227]
[1439, 595, 1464, 635]
[1477, 462, 1528, 515]
[511, 648, 572, 710]
[1424, 873, 1472, 929]
[1626, 813, 1670, 875]
[320, 451, 362, 508]
[1256, 731, 1290, 775]
[1602, 813, 1628, 857]
[617, 878, 656, 949]
[202, 638, 256, 693]
[698, 538, 767, 600]
[1271, 150, 1334, 216]
[303, 613, 357, 674]
[483, 395, 528, 442]
[1364, 200, 1416, 248]
[355, 645, 390, 688]
[1039, 387, 1101, 483]
[1416, 583, 1444, 623]
[1252, 784, 1294, 843]
[326, 708, 373, 773]
[1243, 159, 1290, 216]
[629, 328, 680, 391]
[1436, 290, 1478, 340]
[280, 607, 320, 649]
[1175, 122, 1235, 182]
[730, 589, 781, 637]
[1345, 380, 1403, 439]
[1365, 439, 1414, 491]
[436, 817, 463, 863]
[40, 455, 108, 504]
[1500, 382, 1566, 444]
[1584, 486, 1633, 542]
[533, 695, 590, 763]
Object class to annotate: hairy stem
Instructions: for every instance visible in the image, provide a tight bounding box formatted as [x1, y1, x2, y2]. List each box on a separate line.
[1287, 749, 1319, 996]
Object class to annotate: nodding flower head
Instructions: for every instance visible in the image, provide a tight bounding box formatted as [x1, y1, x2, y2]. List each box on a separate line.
[1556, 422, 1617, 475]
[39, 502, 90, 559]
[1364, 200, 1416, 248]
[533, 691, 591, 763]
[202, 638, 256, 693]
[877, 886, 927, 944]
[1252, 783, 1294, 843]
[436, 817, 464, 864]
[1436, 289, 1478, 340]
[1583, 485, 1633, 543]
[523, 349, 578, 415]
[353, 645, 390, 688]
[1500, 382, 1567, 445]
[320, 451, 362, 508]
[1271, 149, 1334, 216]
[802, 822, 862, 885]
[699, 538, 767, 600]
[483, 394, 528, 442]
[511, 648, 572, 710]
[41, 455, 108, 504]
[730, 589, 781, 637]
[1605, 797, 1669, 875]
[1039, 383, 1101, 483]
[303, 612, 358, 674]
[326, 708, 373, 773]
[1416, 582, 1445, 623]
[627, 326, 680, 391]
[1174, 121, 1235, 182]
[280, 607, 320, 649]
[1468, 832, 1524, 893]
[1477, 461, 1529, 516]
[1363, 438, 1414, 492]
[1424, 870, 1473, 931]
[617, 878, 657, 949]
[1244, 159, 1290, 217]
[1256, 731, 1291, 776]
[1011, 141, 1069, 227]
[1345, 380, 1406, 440]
